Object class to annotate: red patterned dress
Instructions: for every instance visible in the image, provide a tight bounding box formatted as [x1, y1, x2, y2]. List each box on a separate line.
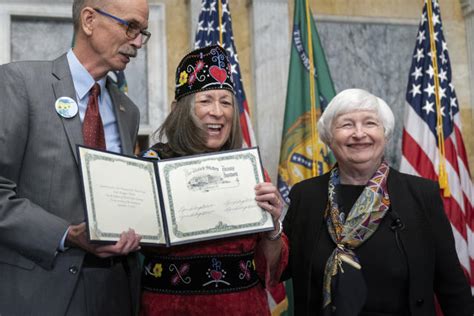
[139, 145, 289, 316]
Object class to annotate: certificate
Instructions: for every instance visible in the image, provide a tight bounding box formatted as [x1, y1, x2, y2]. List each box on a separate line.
[78, 146, 274, 246]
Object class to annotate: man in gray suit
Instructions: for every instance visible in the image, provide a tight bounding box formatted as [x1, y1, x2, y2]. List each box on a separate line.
[0, 0, 149, 315]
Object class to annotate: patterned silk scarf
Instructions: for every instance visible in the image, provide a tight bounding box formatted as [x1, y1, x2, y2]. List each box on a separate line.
[322, 161, 391, 310]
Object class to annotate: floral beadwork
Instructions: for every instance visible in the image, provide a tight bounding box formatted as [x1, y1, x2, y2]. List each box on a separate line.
[187, 60, 206, 86]
[178, 71, 188, 86]
[152, 263, 163, 277]
[170, 263, 191, 285]
[142, 252, 259, 295]
[144, 262, 163, 278]
[174, 45, 234, 100]
[142, 149, 160, 159]
[238, 260, 253, 281]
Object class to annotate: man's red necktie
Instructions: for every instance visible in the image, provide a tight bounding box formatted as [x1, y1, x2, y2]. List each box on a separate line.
[82, 83, 106, 150]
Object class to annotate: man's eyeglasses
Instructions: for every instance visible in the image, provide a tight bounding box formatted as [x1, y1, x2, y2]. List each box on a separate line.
[94, 8, 151, 45]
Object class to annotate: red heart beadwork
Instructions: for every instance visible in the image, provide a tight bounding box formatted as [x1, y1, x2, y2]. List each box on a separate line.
[209, 66, 228, 84]
[210, 270, 223, 280]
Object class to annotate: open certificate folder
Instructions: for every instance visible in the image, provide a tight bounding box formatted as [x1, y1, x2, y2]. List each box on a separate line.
[78, 146, 274, 246]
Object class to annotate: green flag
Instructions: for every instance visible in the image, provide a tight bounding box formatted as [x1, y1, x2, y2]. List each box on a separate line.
[277, 2, 335, 314]
[278, 0, 336, 205]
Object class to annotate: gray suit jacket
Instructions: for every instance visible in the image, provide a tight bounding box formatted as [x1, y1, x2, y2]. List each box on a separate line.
[0, 54, 141, 315]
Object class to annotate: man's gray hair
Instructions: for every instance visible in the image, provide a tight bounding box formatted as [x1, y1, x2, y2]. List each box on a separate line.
[317, 88, 395, 145]
[72, 0, 103, 31]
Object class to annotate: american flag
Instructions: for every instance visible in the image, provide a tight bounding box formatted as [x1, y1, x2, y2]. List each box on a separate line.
[400, 0, 474, 292]
[194, 0, 256, 147]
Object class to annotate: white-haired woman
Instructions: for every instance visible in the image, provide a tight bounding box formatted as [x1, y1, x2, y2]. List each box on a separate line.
[281, 88, 473, 315]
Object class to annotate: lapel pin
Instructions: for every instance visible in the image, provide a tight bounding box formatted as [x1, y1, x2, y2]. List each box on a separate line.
[55, 97, 78, 119]
[119, 105, 126, 112]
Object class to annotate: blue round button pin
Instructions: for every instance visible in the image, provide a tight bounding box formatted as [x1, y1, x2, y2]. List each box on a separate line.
[55, 97, 78, 119]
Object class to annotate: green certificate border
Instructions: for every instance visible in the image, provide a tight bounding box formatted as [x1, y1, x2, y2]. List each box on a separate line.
[161, 149, 269, 239]
[82, 150, 163, 242]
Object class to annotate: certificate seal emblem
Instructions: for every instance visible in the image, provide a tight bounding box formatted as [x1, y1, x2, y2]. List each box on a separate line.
[55, 97, 78, 119]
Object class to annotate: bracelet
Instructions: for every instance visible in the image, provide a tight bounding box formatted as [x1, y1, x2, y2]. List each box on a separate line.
[266, 219, 283, 241]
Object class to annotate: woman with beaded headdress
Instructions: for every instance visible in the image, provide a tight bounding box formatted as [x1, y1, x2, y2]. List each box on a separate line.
[139, 45, 287, 315]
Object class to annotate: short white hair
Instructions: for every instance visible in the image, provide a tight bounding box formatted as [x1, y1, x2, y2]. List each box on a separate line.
[317, 88, 395, 145]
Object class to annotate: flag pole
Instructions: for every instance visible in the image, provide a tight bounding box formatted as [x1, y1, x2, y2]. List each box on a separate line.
[305, 0, 318, 177]
[427, 0, 450, 197]
[218, 0, 223, 46]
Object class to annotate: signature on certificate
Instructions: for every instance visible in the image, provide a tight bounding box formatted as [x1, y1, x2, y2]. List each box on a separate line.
[177, 204, 214, 220]
[223, 199, 256, 213]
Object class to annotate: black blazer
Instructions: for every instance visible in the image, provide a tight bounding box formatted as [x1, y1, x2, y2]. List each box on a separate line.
[282, 168, 473, 315]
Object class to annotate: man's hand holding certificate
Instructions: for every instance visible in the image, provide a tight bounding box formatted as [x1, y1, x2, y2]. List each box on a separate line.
[78, 146, 274, 246]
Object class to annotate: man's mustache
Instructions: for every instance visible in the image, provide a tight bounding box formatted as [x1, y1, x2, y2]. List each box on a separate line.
[119, 46, 137, 58]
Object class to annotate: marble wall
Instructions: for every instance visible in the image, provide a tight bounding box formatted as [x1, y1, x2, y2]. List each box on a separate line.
[317, 19, 418, 169]
[11, 17, 71, 61]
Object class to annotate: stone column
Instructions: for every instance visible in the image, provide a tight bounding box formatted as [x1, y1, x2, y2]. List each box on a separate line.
[461, 0, 474, 117]
[250, 0, 290, 182]
[189, 0, 202, 46]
